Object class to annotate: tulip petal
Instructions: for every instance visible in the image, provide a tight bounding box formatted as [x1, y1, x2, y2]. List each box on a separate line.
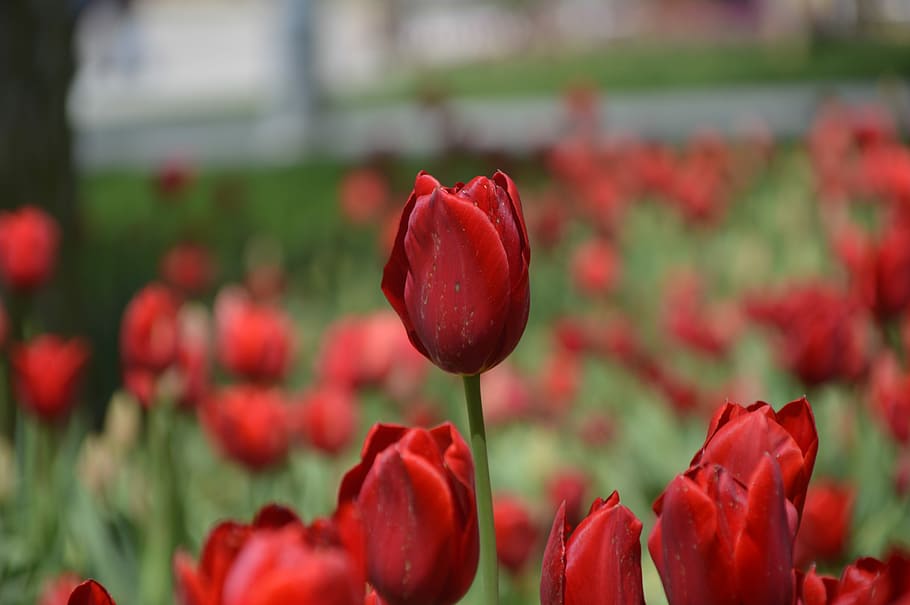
[358, 443, 458, 604]
[564, 494, 645, 605]
[402, 187, 511, 374]
[338, 424, 410, 503]
[541, 502, 569, 605]
[734, 454, 794, 605]
[67, 580, 115, 605]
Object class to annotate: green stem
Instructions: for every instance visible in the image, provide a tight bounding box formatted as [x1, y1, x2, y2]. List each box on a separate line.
[462, 373, 499, 605]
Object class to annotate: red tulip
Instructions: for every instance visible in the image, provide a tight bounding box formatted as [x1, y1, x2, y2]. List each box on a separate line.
[493, 494, 538, 574]
[339, 167, 390, 225]
[67, 580, 116, 605]
[570, 238, 619, 297]
[338, 423, 478, 605]
[38, 572, 81, 605]
[382, 171, 530, 375]
[0, 205, 59, 292]
[546, 470, 589, 528]
[154, 157, 194, 200]
[649, 456, 794, 605]
[120, 284, 180, 372]
[175, 504, 363, 605]
[215, 287, 294, 382]
[296, 384, 358, 455]
[12, 335, 89, 422]
[794, 481, 855, 569]
[690, 398, 819, 520]
[541, 492, 644, 605]
[868, 353, 910, 446]
[160, 242, 215, 295]
[200, 386, 292, 471]
[831, 550, 910, 604]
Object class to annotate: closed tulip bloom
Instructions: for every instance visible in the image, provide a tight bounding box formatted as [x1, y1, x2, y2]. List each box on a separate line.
[382, 171, 530, 375]
[541, 492, 644, 605]
[493, 494, 538, 575]
[160, 241, 216, 295]
[794, 481, 855, 569]
[13, 335, 89, 422]
[120, 284, 180, 372]
[0, 205, 59, 292]
[200, 386, 292, 471]
[649, 456, 794, 605]
[296, 384, 358, 456]
[338, 423, 478, 605]
[175, 504, 363, 605]
[690, 398, 818, 521]
[215, 287, 294, 382]
[67, 580, 116, 605]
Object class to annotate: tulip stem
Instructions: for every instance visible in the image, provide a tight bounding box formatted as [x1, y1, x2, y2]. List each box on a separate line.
[462, 373, 499, 605]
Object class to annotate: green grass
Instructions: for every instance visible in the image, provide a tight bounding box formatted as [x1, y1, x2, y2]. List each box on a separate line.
[336, 38, 910, 106]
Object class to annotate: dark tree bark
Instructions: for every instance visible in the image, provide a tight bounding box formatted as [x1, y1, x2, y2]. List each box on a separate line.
[0, 0, 78, 226]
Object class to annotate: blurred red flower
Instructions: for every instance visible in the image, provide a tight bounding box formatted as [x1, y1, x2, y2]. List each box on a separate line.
[38, 572, 81, 605]
[200, 386, 292, 471]
[120, 284, 180, 373]
[295, 384, 358, 456]
[794, 480, 855, 569]
[541, 492, 644, 605]
[338, 167, 390, 225]
[868, 353, 910, 446]
[175, 504, 363, 605]
[215, 287, 294, 382]
[160, 241, 216, 295]
[547, 470, 588, 528]
[338, 423, 478, 605]
[493, 494, 538, 575]
[382, 171, 530, 375]
[570, 238, 620, 297]
[0, 205, 59, 292]
[13, 335, 89, 423]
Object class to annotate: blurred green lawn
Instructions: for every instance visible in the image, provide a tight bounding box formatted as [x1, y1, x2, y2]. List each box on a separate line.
[336, 39, 910, 105]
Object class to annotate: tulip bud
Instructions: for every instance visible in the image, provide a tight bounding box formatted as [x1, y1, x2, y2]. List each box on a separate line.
[120, 284, 180, 373]
[493, 494, 538, 575]
[339, 423, 479, 605]
[12, 335, 89, 423]
[649, 456, 794, 605]
[382, 171, 530, 375]
[541, 492, 644, 605]
[0, 205, 59, 292]
[67, 580, 116, 605]
[794, 480, 855, 569]
[691, 397, 818, 521]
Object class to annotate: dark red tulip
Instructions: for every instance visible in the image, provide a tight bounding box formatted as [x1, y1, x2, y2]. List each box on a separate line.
[794, 481, 855, 569]
[744, 284, 868, 386]
[120, 284, 180, 372]
[493, 494, 538, 575]
[382, 171, 530, 375]
[868, 353, 910, 446]
[690, 398, 818, 520]
[215, 287, 294, 382]
[160, 242, 215, 295]
[38, 572, 81, 605]
[175, 504, 363, 605]
[296, 384, 358, 456]
[200, 386, 292, 471]
[338, 423, 478, 605]
[649, 456, 794, 605]
[541, 492, 644, 605]
[831, 551, 910, 605]
[67, 580, 116, 605]
[0, 205, 59, 292]
[12, 335, 89, 422]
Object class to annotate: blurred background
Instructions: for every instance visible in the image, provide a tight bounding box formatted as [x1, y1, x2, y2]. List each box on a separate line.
[1, 0, 910, 603]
